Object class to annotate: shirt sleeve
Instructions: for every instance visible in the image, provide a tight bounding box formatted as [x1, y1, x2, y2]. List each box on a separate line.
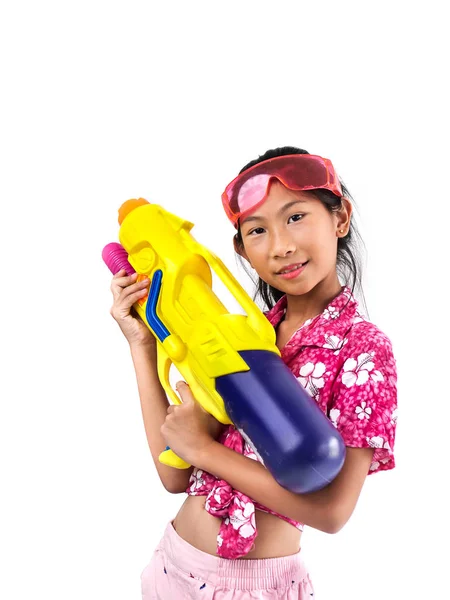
[328, 337, 398, 474]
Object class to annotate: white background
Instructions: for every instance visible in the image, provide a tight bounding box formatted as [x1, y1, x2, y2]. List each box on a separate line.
[1, 1, 448, 599]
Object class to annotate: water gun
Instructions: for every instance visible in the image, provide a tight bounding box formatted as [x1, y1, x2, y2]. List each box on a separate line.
[102, 198, 346, 493]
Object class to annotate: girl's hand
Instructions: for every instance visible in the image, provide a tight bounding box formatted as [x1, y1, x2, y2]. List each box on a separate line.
[109, 269, 154, 348]
[161, 382, 226, 465]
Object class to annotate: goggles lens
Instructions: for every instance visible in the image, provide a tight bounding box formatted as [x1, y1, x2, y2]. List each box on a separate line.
[222, 154, 343, 227]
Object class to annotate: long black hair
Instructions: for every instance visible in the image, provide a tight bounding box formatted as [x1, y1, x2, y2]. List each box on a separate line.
[233, 146, 366, 310]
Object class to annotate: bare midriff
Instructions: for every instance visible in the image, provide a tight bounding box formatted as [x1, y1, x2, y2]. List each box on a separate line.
[172, 494, 302, 559]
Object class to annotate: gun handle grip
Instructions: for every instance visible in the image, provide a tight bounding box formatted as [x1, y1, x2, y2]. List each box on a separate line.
[156, 342, 183, 405]
[158, 447, 191, 469]
[156, 343, 192, 469]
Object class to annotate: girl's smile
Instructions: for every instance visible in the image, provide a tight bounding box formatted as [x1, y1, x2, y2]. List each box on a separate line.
[276, 262, 309, 279]
[237, 180, 351, 304]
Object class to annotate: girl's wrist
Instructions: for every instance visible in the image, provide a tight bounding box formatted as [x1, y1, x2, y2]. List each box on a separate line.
[129, 341, 161, 384]
[129, 339, 157, 357]
[191, 439, 221, 471]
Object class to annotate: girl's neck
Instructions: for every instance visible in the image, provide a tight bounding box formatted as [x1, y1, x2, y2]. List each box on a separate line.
[283, 276, 343, 328]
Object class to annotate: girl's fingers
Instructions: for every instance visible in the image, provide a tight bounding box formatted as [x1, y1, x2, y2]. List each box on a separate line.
[119, 278, 149, 299]
[113, 268, 133, 280]
[110, 270, 149, 315]
[110, 272, 136, 296]
[111, 274, 149, 299]
[110, 289, 145, 319]
[126, 287, 149, 306]
[111, 270, 138, 289]
[113, 283, 149, 312]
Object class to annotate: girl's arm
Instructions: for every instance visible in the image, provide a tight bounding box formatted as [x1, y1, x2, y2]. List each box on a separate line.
[160, 381, 374, 531]
[130, 342, 194, 493]
[193, 441, 374, 534]
[108, 270, 194, 493]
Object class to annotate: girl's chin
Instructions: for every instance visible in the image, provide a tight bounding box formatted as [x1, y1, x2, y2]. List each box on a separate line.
[275, 275, 329, 298]
[273, 280, 311, 296]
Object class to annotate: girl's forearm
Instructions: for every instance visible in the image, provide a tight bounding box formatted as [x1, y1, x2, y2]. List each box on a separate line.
[194, 441, 342, 534]
[129, 343, 194, 492]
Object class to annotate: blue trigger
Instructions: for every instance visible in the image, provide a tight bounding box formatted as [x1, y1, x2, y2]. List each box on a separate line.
[145, 270, 170, 342]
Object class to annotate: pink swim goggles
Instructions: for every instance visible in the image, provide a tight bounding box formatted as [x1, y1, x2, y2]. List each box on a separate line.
[221, 154, 343, 228]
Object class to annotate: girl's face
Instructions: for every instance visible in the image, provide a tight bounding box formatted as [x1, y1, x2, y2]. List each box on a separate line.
[236, 181, 352, 297]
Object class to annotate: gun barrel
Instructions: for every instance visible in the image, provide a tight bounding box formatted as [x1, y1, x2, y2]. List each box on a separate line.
[217, 350, 346, 493]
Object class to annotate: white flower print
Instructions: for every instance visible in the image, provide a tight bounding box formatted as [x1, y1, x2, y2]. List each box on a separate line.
[371, 370, 385, 382]
[329, 408, 340, 427]
[206, 481, 231, 508]
[355, 401, 372, 420]
[217, 534, 223, 547]
[391, 408, 398, 425]
[229, 497, 256, 538]
[367, 435, 383, 448]
[367, 436, 392, 471]
[239, 428, 265, 464]
[323, 334, 348, 354]
[189, 468, 205, 493]
[323, 305, 340, 320]
[354, 310, 366, 324]
[298, 362, 326, 398]
[342, 352, 376, 387]
[243, 441, 258, 462]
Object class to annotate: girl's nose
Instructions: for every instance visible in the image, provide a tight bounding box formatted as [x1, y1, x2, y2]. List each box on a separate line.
[271, 231, 296, 258]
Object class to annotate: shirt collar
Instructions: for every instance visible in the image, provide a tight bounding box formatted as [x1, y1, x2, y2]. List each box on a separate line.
[265, 286, 360, 358]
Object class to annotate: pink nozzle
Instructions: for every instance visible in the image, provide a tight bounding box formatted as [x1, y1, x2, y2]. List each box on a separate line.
[102, 243, 135, 275]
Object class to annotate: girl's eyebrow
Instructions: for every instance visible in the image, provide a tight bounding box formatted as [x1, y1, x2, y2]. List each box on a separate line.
[241, 200, 307, 225]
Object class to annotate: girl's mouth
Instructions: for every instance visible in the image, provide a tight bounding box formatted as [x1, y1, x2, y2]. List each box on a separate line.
[276, 262, 308, 279]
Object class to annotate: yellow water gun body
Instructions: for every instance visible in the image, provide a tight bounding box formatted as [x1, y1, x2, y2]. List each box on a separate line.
[103, 198, 346, 493]
[104, 199, 279, 467]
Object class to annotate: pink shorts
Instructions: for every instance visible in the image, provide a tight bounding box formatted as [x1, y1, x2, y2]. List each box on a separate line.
[140, 521, 314, 599]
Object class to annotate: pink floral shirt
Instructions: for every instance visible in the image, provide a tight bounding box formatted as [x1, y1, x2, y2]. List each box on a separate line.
[186, 287, 398, 559]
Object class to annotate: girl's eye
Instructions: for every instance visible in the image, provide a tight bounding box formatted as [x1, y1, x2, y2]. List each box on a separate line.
[288, 213, 304, 224]
[248, 227, 265, 236]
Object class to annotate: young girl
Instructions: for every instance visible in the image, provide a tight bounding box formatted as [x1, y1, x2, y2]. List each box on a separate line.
[109, 146, 397, 599]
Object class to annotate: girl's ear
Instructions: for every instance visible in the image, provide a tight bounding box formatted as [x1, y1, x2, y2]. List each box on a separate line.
[336, 197, 353, 237]
[233, 234, 251, 264]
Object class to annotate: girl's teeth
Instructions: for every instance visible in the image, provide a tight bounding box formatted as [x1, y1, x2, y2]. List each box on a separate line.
[281, 265, 298, 274]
